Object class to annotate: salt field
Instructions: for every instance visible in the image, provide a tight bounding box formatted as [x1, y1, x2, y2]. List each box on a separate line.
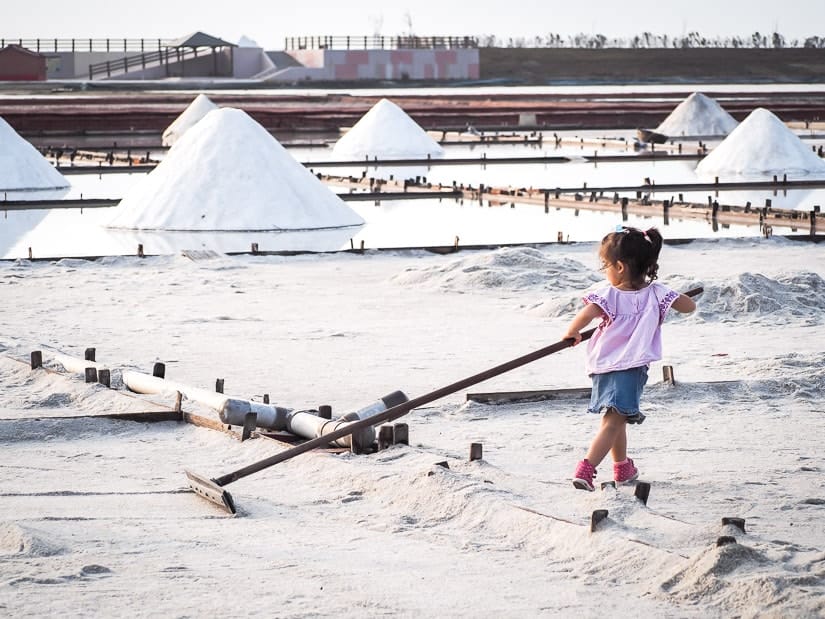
[3, 4, 825, 610]
[3, 118, 825, 259]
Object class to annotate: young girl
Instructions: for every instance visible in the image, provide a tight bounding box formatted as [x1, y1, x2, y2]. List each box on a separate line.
[563, 226, 696, 491]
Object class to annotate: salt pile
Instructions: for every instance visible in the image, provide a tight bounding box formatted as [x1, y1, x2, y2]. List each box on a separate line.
[109, 108, 364, 231]
[0, 116, 68, 191]
[655, 92, 738, 137]
[161, 94, 219, 147]
[696, 108, 825, 177]
[332, 98, 445, 160]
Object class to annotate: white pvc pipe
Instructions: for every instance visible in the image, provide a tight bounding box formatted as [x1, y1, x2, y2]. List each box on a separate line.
[52, 352, 110, 373]
[122, 370, 291, 430]
[122, 370, 229, 412]
[286, 411, 374, 449]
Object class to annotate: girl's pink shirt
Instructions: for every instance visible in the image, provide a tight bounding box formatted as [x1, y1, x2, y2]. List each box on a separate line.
[583, 282, 679, 375]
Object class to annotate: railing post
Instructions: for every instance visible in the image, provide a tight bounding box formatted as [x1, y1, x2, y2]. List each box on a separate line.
[89, 38, 92, 52]
[106, 60, 110, 77]
[123, 38, 126, 52]
[106, 39, 110, 52]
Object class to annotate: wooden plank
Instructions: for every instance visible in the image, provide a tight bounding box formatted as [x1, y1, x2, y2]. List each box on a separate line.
[467, 387, 592, 404]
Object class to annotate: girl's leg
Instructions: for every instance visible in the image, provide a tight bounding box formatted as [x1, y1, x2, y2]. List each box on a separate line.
[611, 419, 628, 463]
[585, 408, 627, 467]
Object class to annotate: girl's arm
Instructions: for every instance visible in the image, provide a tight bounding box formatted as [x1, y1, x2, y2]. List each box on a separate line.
[671, 293, 697, 313]
[562, 303, 605, 345]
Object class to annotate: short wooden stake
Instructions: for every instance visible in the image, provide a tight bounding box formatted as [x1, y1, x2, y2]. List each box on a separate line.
[722, 517, 746, 533]
[84, 347, 96, 362]
[662, 365, 675, 385]
[716, 536, 737, 547]
[215, 378, 224, 394]
[634, 481, 651, 505]
[469, 442, 483, 461]
[137, 244, 144, 258]
[85, 367, 98, 383]
[318, 405, 332, 419]
[590, 509, 609, 532]
[28, 247, 33, 260]
[30, 350, 43, 370]
[98, 369, 111, 388]
[152, 362, 165, 378]
[378, 425, 394, 450]
[263, 393, 270, 404]
[174, 391, 182, 413]
[392, 422, 409, 445]
[241, 412, 257, 442]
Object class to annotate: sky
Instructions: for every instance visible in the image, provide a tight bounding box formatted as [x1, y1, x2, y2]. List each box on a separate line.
[3, 0, 825, 49]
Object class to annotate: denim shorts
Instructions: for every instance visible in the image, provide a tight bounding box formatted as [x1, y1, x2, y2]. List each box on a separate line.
[587, 366, 648, 424]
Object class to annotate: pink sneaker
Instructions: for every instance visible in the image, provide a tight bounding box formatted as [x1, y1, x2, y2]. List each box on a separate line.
[573, 459, 597, 491]
[614, 458, 639, 484]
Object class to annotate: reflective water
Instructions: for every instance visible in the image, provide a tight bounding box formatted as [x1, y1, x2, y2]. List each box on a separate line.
[3, 134, 824, 259]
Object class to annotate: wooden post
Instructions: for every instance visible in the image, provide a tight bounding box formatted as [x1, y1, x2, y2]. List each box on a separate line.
[241, 412, 257, 442]
[137, 244, 144, 258]
[318, 405, 332, 419]
[634, 482, 651, 505]
[378, 425, 394, 450]
[469, 443, 483, 461]
[722, 516, 746, 532]
[590, 509, 609, 532]
[215, 378, 224, 394]
[152, 362, 165, 378]
[84, 347, 96, 362]
[263, 393, 270, 404]
[174, 391, 182, 413]
[662, 365, 675, 385]
[251, 242, 259, 254]
[30, 350, 42, 370]
[98, 369, 111, 388]
[85, 367, 98, 383]
[392, 422, 409, 445]
[28, 247, 32, 260]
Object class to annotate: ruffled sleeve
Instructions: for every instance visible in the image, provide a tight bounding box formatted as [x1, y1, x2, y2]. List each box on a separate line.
[583, 288, 615, 322]
[653, 283, 680, 322]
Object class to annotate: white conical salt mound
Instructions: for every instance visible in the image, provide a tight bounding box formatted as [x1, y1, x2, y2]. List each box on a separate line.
[162, 94, 219, 147]
[109, 108, 364, 231]
[333, 98, 445, 160]
[696, 108, 825, 177]
[655, 92, 738, 137]
[0, 116, 68, 191]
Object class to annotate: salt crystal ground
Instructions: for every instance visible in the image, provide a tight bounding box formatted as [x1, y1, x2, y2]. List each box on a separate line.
[1, 238, 824, 617]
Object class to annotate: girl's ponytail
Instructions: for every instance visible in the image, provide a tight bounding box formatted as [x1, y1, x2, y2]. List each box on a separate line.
[643, 228, 663, 281]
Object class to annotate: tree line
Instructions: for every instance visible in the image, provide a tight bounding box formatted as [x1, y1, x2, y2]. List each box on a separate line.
[478, 32, 825, 49]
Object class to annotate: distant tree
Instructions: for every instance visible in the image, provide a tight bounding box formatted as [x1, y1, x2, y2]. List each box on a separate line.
[772, 32, 785, 48]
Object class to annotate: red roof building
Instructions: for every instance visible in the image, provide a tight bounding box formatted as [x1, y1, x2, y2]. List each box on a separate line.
[0, 45, 47, 81]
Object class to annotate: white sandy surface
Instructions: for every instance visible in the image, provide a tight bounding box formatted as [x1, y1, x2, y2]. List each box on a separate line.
[1, 239, 824, 618]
